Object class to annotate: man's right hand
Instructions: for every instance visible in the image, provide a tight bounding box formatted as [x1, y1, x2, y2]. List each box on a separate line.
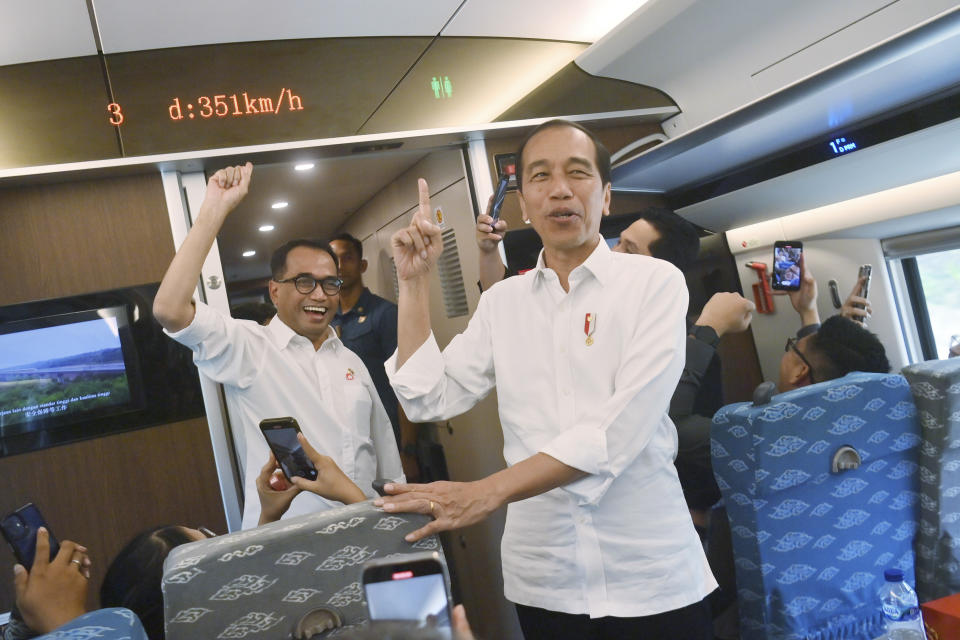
[788, 256, 821, 326]
[391, 179, 443, 281]
[13, 528, 89, 635]
[840, 275, 871, 323]
[200, 163, 253, 220]
[476, 194, 508, 254]
[696, 292, 755, 337]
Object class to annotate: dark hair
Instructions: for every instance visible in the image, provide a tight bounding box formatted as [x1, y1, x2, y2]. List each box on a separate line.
[330, 233, 364, 261]
[637, 207, 701, 272]
[270, 239, 339, 280]
[515, 119, 611, 191]
[806, 315, 891, 382]
[230, 302, 276, 324]
[100, 525, 195, 640]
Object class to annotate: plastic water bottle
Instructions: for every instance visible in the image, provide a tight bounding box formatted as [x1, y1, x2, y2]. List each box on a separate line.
[878, 568, 925, 639]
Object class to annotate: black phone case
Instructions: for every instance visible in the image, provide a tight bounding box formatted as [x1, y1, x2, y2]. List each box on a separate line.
[260, 418, 318, 482]
[490, 175, 509, 222]
[1, 503, 59, 568]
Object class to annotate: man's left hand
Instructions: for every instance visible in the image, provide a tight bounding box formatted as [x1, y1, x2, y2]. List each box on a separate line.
[255, 454, 302, 525]
[375, 479, 501, 542]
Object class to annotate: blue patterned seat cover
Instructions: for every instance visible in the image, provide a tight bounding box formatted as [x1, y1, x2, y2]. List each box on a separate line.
[712, 372, 919, 640]
[162, 500, 440, 639]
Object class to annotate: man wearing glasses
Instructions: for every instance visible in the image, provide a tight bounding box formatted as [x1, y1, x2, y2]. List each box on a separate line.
[153, 163, 403, 529]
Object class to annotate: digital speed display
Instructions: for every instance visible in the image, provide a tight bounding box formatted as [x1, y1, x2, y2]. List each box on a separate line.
[828, 136, 858, 155]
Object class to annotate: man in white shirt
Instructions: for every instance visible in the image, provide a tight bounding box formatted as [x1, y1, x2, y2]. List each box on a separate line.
[153, 163, 403, 529]
[379, 121, 716, 639]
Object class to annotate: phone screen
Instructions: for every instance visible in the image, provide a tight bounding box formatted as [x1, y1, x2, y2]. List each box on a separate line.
[365, 571, 451, 631]
[772, 243, 803, 290]
[490, 174, 509, 222]
[1, 503, 59, 568]
[260, 420, 318, 481]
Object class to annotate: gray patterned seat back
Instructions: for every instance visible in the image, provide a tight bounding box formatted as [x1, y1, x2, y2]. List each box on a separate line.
[902, 357, 960, 602]
[161, 501, 439, 639]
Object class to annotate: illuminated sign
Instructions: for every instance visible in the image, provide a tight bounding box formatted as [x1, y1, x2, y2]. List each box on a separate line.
[431, 75, 453, 99]
[168, 89, 304, 121]
[828, 136, 857, 155]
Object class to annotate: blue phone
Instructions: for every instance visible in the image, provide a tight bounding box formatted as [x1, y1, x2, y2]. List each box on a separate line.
[1, 502, 59, 568]
[490, 174, 510, 222]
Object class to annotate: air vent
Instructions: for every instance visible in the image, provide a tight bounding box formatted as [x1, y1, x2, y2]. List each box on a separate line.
[389, 257, 399, 300]
[437, 229, 469, 318]
[352, 142, 403, 154]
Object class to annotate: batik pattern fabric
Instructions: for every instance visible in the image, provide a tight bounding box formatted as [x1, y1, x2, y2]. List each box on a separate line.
[902, 357, 960, 602]
[5, 608, 148, 640]
[161, 501, 438, 639]
[711, 372, 920, 640]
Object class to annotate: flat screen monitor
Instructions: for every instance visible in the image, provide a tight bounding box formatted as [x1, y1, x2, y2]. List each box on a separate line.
[0, 306, 145, 441]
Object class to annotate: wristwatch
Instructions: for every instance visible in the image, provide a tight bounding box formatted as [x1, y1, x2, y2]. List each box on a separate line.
[689, 324, 720, 348]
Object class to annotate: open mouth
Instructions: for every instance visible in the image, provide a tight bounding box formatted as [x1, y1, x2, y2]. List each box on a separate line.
[303, 305, 328, 318]
[548, 208, 580, 221]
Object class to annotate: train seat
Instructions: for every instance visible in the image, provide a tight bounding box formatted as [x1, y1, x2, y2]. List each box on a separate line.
[161, 500, 439, 639]
[711, 372, 920, 640]
[901, 357, 960, 602]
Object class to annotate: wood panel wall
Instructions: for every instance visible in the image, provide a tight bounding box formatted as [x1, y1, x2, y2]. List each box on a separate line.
[0, 173, 226, 613]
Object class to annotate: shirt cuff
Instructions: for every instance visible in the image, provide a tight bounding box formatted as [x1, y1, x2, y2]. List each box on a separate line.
[385, 332, 445, 399]
[796, 323, 820, 339]
[164, 300, 208, 345]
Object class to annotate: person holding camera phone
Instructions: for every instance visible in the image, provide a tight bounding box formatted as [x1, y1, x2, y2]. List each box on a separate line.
[153, 164, 403, 529]
[382, 120, 716, 640]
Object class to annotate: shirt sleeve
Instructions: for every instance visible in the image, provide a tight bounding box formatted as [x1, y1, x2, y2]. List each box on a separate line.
[165, 301, 263, 389]
[669, 334, 718, 419]
[385, 294, 496, 422]
[540, 265, 688, 506]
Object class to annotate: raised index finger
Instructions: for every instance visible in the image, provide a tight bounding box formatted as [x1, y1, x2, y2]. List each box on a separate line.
[415, 178, 431, 225]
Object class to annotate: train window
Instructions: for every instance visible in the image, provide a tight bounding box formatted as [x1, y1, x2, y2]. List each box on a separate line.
[911, 248, 960, 358]
[883, 226, 960, 361]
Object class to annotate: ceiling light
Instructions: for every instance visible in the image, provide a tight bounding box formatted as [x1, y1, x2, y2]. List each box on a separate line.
[271, 201, 288, 209]
[294, 163, 315, 171]
[258, 224, 275, 232]
[242, 250, 256, 257]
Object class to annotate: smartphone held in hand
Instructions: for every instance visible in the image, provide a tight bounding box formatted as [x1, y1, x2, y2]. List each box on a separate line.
[771, 241, 803, 291]
[259, 417, 318, 482]
[1, 502, 59, 568]
[363, 551, 453, 637]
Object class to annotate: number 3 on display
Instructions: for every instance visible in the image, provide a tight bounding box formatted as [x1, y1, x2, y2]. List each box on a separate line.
[107, 102, 124, 126]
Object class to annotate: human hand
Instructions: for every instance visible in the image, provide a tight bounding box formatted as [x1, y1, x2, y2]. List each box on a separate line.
[374, 479, 500, 542]
[13, 528, 89, 634]
[256, 453, 303, 525]
[476, 194, 508, 254]
[391, 179, 444, 281]
[290, 433, 366, 505]
[452, 604, 476, 640]
[696, 292, 755, 337]
[840, 275, 871, 323]
[200, 162, 253, 218]
[787, 256, 820, 326]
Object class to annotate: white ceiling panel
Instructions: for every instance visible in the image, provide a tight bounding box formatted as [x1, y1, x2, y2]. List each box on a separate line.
[443, 0, 651, 43]
[0, 0, 98, 66]
[91, 0, 462, 53]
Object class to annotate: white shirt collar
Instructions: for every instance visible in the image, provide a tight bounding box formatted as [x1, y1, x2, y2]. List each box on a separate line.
[531, 235, 614, 289]
[266, 315, 339, 352]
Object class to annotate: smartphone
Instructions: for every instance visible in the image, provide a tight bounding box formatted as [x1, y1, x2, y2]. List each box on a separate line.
[1, 503, 60, 568]
[771, 241, 803, 291]
[858, 264, 873, 299]
[490, 174, 510, 222]
[259, 417, 318, 482]
[363, 551, 453, 634]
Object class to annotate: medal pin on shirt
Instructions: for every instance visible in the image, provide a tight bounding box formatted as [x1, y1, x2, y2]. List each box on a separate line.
[584, 313, 596, 346]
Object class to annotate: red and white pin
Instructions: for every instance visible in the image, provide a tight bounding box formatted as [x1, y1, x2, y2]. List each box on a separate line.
[584, 313, 597, 346]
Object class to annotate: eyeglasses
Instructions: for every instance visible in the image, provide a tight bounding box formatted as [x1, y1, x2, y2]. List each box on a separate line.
[197, 526, 217, 539]
[785, 336, 817, 384]
[273, 274, 343, 295]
